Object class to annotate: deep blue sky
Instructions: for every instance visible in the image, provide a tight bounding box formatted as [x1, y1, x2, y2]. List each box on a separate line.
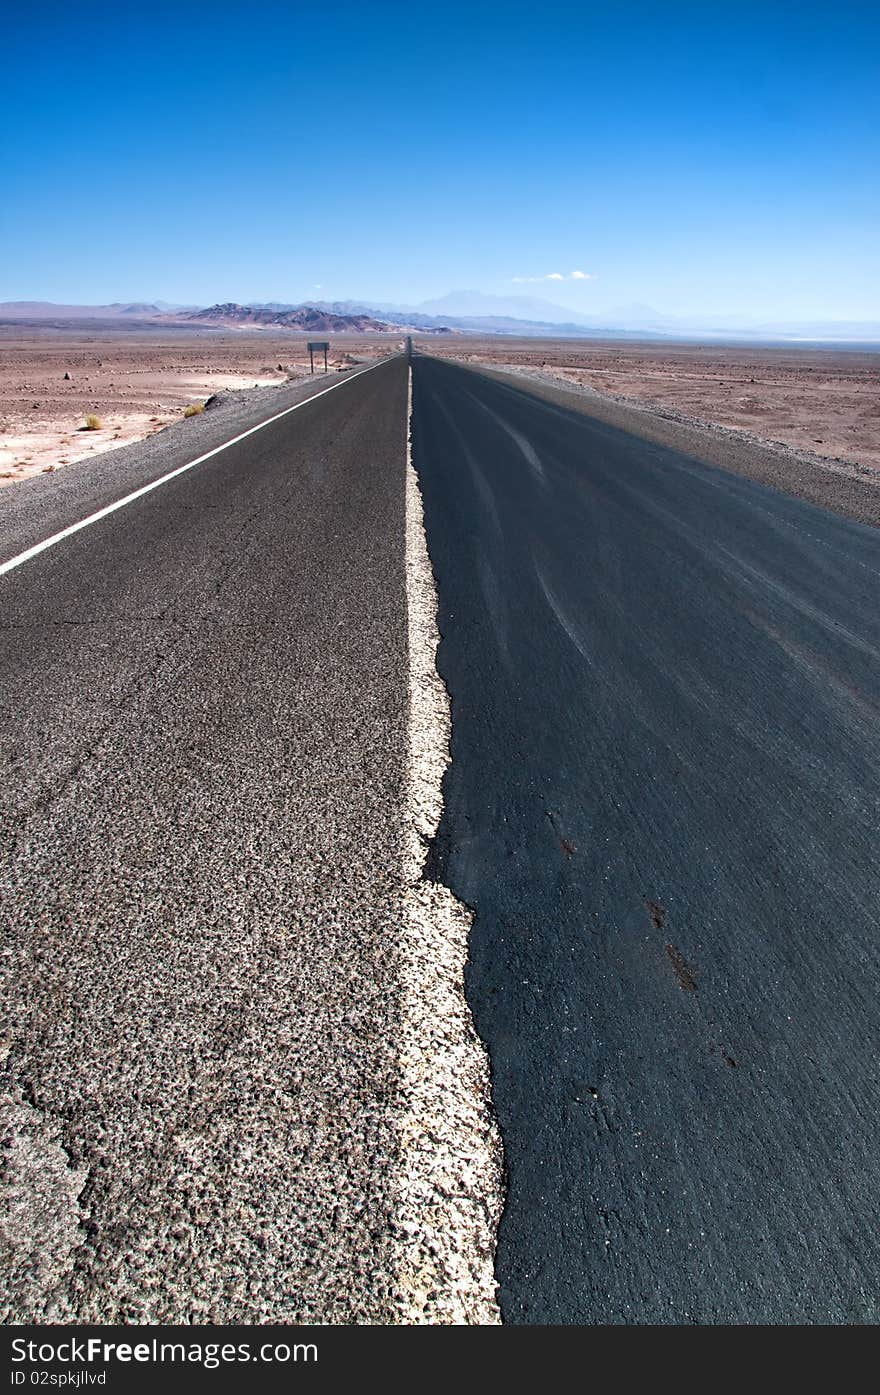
[2, 0, 878, 319]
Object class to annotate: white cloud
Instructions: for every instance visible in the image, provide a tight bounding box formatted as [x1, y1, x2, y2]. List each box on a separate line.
[511, 270, 595, 284]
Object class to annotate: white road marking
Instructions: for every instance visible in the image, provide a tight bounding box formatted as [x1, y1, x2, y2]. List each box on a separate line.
[394, 361, 503, 1323]
[0, 358, 392, 579]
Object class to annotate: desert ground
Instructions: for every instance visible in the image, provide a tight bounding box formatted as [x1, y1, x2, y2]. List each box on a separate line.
[420, 336, 880, 477]
[0, 327, 393, 485]
[1, 326, 878, 492]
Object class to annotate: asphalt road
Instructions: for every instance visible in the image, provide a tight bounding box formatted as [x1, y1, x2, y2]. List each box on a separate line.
[4, 347, 880, 1326]
[1, 356, 413, 1321]
[411, 355, 880, 1323]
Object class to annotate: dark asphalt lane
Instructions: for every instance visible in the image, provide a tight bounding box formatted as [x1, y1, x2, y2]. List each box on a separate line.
[411, 355, 880, 1323]
[1, 355, 410, 1321]
[0, 360, 392, 567]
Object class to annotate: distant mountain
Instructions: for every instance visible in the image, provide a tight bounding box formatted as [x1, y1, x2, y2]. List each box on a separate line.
[168, 303, 395, 333]
[410, 292, 880, 341]
[303, 295, 649, 334]
[301, 302, 449, 331]
[747, 318, 880, 340]
[302, 299, 392, 316]
[415, 290, 602, 326]
[593, 302, 672, 329]
[435, 315, 661, 338]
[303, 300, 665, 338]
[0, 300, 166, 319]
[115, 302, 165, 316]
[171, 300, 880, 342]
[1, 299, 877, 343]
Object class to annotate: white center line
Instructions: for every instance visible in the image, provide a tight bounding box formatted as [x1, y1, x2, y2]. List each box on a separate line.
[0, 356, 393, 579]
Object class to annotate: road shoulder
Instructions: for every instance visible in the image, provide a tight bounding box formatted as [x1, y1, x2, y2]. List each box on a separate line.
[0, 363, 390, 565]
[461, 359, 880, 528]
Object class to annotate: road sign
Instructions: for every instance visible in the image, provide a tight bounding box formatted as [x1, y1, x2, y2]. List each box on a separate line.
[307, 341, 329, 374]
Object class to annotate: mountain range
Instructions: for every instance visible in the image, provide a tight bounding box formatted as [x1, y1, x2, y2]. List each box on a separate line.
[302, 293, 880, 341]
[0, 301, 172, 319]
[165, 303, 395, 333]
[1, 297, 878, 342]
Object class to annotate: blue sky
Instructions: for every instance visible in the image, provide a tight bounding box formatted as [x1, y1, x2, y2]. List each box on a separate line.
[2, 0, 878, 319]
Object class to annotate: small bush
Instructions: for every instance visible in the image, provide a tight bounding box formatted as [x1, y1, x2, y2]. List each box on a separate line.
[84, 414, 102, 430]
[184, 402, 205, 418]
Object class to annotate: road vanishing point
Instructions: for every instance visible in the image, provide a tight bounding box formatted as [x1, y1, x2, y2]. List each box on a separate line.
[2, 352, 880, 1324]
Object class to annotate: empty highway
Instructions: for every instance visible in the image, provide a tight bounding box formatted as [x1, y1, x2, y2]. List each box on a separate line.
[2, 351, 880, 1324]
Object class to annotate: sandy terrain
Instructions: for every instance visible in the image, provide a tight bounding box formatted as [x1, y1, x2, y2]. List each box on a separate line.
[3, 328, 877, 504]
[420, 337, 880, 477]
[0, 329, 393, 485]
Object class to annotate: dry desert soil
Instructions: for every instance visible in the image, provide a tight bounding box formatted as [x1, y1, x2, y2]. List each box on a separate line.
[1, 327, 878, 520]
[0, 327, 392, 484]
[427, 336, 880, 473]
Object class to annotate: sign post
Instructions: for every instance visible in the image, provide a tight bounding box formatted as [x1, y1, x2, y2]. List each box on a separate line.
[307, 341, 329, 374]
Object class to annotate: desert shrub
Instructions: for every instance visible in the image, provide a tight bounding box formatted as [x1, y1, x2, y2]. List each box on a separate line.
[85, 414, 102, 430]
[184, 402, 205, 417]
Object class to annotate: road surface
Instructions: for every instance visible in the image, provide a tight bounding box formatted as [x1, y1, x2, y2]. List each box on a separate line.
[411, 355, 880, 1323]
[0, 357, 422, 1322]
[3, 349, 880, 1324]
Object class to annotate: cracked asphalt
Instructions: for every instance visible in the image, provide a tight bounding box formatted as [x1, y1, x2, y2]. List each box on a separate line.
[1, 356, 412, 1321]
